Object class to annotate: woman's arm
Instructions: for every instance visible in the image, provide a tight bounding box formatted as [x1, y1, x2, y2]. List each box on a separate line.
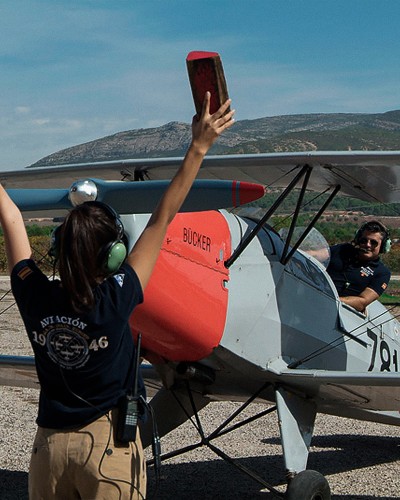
[126, 93, 235, 290]
[0, 184, 31, 274]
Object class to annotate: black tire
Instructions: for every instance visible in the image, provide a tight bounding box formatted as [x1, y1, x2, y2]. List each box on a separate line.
[285, 470, 331, 500]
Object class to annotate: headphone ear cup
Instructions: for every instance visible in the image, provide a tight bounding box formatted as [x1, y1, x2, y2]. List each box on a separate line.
[103, 241, 127, 273]
[354, 226, 363, 244]
[49, 225, 61, 260]
[382, 237, 392, 254]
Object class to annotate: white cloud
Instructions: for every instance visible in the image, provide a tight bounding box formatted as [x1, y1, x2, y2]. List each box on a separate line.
[15, 106, 30, 115]
[33, 118, 51, 126]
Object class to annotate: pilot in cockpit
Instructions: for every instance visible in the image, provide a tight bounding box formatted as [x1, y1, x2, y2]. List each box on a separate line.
[326, 220, 391, 312]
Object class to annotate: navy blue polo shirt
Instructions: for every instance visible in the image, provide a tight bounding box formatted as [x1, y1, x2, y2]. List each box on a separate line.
[326, 243, 390, 297]
[11, 259, 144, 429]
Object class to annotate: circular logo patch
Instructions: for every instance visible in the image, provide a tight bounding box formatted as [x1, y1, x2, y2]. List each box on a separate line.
[47, 328, 89, 368]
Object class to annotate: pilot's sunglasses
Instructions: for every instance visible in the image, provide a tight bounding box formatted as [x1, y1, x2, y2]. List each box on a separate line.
[359, 237, 380, 247]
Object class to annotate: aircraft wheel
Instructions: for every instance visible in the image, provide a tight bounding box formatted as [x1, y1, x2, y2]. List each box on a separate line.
[285, 470, 331, 500]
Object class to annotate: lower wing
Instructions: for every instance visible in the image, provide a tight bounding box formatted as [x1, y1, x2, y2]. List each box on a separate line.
[277, 368, 400, 411]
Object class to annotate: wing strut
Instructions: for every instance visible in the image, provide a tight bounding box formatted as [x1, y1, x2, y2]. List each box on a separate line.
[281, 184, 341, 265]
[146, 381, 284, 498]
[225, 165, 311, 268]
[280, 166, 313, 264]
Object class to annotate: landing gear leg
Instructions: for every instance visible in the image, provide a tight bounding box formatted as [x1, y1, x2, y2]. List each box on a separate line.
[275, 387, 331, 499]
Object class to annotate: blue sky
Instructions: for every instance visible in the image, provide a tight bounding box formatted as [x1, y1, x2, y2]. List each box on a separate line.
[1, 0, 400, 170]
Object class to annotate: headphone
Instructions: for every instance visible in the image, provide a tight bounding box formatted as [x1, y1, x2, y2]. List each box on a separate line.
[354, 220, 391, 254]
[50, 201, 128, 274]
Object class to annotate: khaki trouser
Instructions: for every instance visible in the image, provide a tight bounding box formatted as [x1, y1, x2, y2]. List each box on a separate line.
[29, 411, 146, 500]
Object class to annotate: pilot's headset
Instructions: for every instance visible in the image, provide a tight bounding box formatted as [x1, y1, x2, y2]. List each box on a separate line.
[49, 201, 128, 274]
[354, 220, 391, 254]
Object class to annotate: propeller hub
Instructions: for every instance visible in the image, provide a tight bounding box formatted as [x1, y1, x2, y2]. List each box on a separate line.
[69, 179, 98, 206]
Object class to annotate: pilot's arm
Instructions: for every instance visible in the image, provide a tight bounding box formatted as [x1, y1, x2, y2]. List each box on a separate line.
[339, 287, 379, 312]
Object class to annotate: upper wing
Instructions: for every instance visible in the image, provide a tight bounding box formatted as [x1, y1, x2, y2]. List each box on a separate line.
[2, 151, 400, 203]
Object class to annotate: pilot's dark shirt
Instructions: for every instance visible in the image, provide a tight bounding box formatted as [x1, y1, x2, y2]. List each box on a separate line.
[326, 243, 390, 297]
[11, 259, 144, 429]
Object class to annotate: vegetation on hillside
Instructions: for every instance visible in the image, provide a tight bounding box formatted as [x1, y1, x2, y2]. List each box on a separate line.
[0, 225, 55, 273]
[0, 212, 398, 273]
[0, 234, 53, 273]
[30, 110, 400, 167]
[0, 216, 399, 303]
[249, 190, 400, 218]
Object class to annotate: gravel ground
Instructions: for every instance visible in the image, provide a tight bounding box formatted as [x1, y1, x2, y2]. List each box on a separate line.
[0, 278, 399, 499]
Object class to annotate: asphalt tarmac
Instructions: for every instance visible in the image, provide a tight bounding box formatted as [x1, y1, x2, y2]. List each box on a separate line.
[1, 385, 400, 499]
[0, 281, 399, 499]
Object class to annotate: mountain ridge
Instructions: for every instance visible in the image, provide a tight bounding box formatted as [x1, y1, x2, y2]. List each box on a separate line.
[31, 110, 400, 167]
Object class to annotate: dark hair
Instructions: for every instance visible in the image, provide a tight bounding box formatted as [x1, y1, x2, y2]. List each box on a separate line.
[354, 220, 391, 254]
[358, 220, 388, 237]
[57, 202, 121, 312]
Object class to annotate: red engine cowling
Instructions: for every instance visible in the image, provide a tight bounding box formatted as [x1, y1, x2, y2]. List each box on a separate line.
[130, 211, 231, 362]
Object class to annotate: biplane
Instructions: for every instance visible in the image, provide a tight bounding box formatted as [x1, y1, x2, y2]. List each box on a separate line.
[1, 150, 400, 499]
